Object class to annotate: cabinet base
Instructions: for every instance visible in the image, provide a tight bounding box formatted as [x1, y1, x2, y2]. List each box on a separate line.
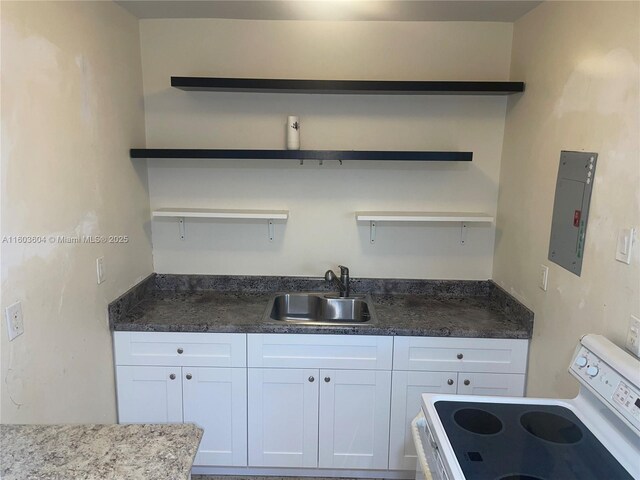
[191, 466, 414, 479]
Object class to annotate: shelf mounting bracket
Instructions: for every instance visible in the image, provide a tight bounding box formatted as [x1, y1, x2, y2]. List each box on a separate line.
[460, 222, 467, 245]
[370, 221, 377, 244]
[268, 220, 274, 242]
[179, 217, 185, 241]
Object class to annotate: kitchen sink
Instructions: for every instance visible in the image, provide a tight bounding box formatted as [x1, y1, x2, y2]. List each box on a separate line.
[263, 292, 377, 325]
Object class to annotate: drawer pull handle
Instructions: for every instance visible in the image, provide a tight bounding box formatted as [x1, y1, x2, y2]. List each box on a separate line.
[186, 373, 193, 380]
[177, 348, 184, 354]
[447, 379, 454, 386]
[169, 374, 176, 380]
[464, 379, 470, 386]
[457, 353, 464, 360]
[308, 376, 315, 383]
[324, 377, 331, 383]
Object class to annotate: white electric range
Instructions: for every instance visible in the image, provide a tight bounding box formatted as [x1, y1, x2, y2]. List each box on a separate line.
[412, 334, 640, 480]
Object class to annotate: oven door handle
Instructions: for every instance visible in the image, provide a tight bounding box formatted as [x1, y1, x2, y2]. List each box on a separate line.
[411, 412, 434, 480]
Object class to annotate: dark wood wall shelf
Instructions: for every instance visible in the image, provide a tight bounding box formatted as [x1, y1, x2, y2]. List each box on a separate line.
[130, 149, 472, 162]
[171, 77, 524, 96]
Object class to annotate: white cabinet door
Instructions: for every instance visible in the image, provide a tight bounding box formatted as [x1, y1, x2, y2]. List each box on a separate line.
[183, 367, 247, 467]
[389, 371, 457, 471]
[248, 368, 319, 468]
[318, 369, 391, 470]
[456, 372, 525, 396]
[116, 365, 182, 423]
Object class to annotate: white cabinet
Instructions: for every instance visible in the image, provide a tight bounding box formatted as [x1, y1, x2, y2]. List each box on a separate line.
[248, 368, 319, 468]
[247, 367, 392, 470]
[114, 331, 529, 476]
[116, 365, 183, 424]
[389, 337, 529, 471]
[319, 369, 391, 470]
[183, 367, 247, 467]
[389, 371, 457, 470]
[114, 333, 248, 467]
[247, 334, 393, 471]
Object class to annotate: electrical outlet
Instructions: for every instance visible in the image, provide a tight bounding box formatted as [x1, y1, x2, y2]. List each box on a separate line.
[539, 265, 549, 291]
[96, 257, 105, 284]
[5, 301, 24, 341]
[626, 315, 640, 358]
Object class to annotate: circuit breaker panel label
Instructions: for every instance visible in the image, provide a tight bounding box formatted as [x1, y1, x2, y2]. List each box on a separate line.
[548, 151, 597, 276]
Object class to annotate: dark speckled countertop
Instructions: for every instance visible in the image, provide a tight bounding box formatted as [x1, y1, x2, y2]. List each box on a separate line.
[109, 274, 533, 339]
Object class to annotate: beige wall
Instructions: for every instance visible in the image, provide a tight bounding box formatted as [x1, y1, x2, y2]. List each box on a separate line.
[0, 1, 152, 423]
[494, 1, 640, 398]
[141, 20, 513, 278]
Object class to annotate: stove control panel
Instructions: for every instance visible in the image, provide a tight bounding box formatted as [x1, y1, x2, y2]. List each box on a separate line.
[571, 344, 640, 432]
[613, 381, 640, 421]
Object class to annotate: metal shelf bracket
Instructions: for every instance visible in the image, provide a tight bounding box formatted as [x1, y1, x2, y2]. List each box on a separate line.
[179, 217, 185, 240]
[460, 222, 468, 245]
[370, 221, 377, 244]
[268, 220, 275, 242]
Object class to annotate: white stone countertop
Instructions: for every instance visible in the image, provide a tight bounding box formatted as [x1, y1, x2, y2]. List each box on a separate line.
[0, 423, 203, 480]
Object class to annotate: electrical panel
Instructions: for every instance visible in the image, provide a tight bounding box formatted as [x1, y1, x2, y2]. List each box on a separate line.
[548, 151, 597, 276]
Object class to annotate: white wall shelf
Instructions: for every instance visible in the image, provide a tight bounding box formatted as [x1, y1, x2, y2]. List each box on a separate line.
[355, 211, 494, 244]
[153, 208, 289, 242]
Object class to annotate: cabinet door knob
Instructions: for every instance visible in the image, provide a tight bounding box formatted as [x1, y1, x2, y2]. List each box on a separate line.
[457, 353, 464, 360]
[186, 373, 192, 380]
[177, 348, 184, 354]
[447, 379, 454, 385]
[324, 377, 331, 383]
[308, 376, 315, 383]
[169, 374, 176, 380]
[464, 379, 470, 386]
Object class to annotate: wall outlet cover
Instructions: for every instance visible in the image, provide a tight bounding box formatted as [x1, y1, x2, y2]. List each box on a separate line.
[96, 257, 105, 284]
[5, 301, 24, 341]
[626, 315, 640, 358]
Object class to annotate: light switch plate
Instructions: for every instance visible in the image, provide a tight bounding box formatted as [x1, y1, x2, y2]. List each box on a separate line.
[5, 301, 24, 341]
[615, 228, 635, 264]
[539, 265, 549, 291]
[626, 315, 640, 358]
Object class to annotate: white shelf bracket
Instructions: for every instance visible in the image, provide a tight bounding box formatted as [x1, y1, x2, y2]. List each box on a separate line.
[179, 217, 185, 241]
[268, 219, 274, 242]
[460, 222, 467, 245]
[370, 221, 377, 244]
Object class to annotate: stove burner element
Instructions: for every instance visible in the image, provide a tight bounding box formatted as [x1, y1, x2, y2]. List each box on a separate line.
[498, 476, 545, 480]
[520, 411, 583, 444]
[453, 408, 503, 435]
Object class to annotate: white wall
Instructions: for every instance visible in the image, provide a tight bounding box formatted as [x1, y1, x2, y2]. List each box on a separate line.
[140, 20, 513, 278]
[494, 1, 640, 398]
[0, 1, 152, 423]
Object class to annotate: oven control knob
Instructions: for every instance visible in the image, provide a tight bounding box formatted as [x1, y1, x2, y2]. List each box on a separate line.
[586, 365, 599, 377]
[575, 356, 588, 368]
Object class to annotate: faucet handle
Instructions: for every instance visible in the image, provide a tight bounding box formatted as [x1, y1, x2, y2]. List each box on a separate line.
[338, 265, 349, 276]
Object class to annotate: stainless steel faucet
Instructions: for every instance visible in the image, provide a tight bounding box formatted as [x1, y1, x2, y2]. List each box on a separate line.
[324, 265, 350, 297]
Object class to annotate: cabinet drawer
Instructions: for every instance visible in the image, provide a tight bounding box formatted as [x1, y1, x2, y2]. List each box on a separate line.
[248, 334, 393, 370]
[393, 337, 528, 374]
[456, 372, 526, 396]
[113, 331, 246, 367]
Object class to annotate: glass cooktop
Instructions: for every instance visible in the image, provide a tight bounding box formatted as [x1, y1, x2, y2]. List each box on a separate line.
[434, 401, 633, 480]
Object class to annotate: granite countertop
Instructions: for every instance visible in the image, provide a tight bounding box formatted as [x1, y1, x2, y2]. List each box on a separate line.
[0, 423, 202, 480]
[109, 274, 533, 339]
